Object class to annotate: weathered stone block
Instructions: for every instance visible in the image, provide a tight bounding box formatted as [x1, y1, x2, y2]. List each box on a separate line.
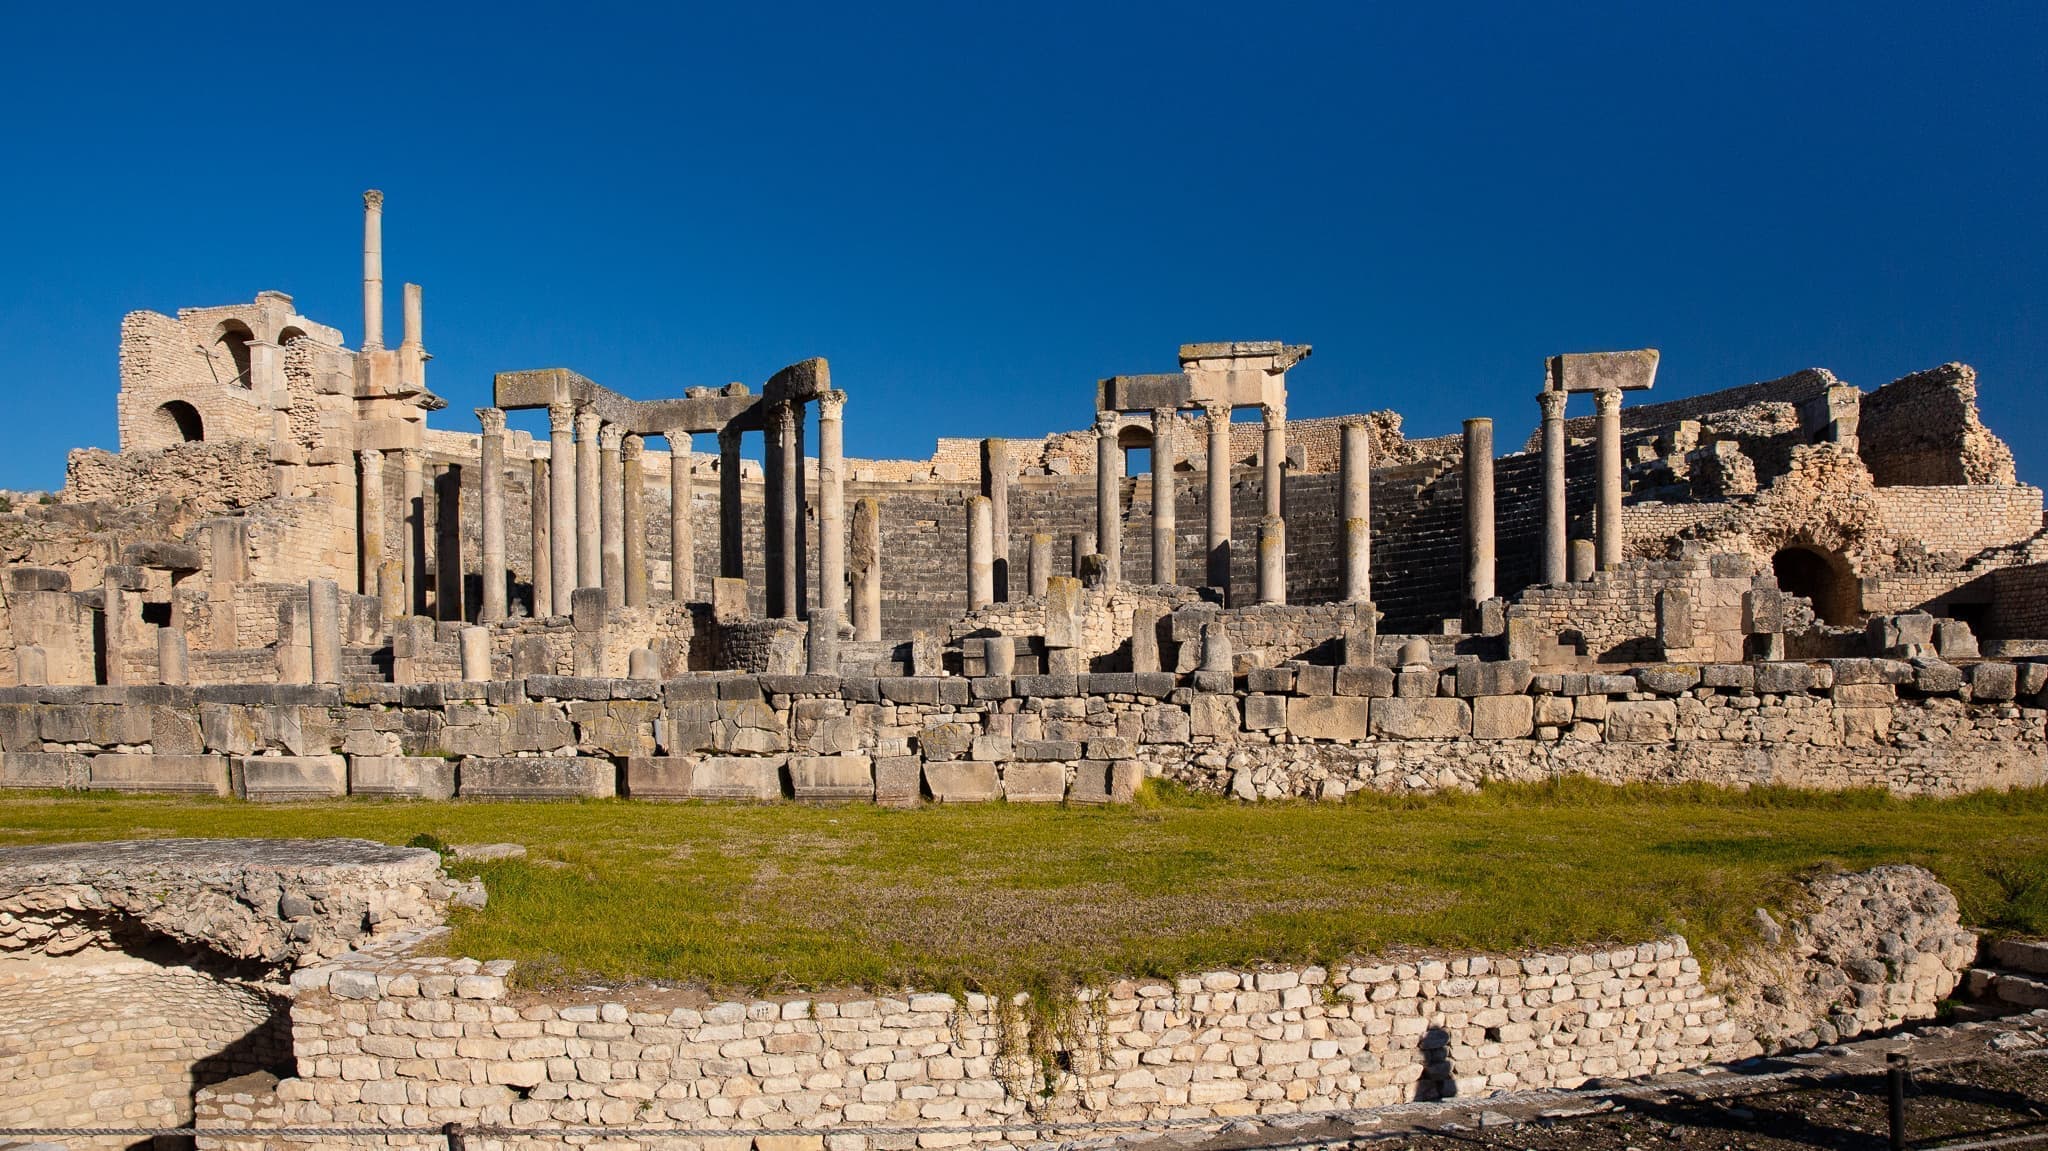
[713, 699, 787, 754]
[86, 753, 228, 795]
[1455, 660, 1532, 697]
[924, 761, 999, 802]
[1635, 665, 1701, 695]
[1335, 666, 1395, 697]
[789, 755, 873, 802]
[873, 755, 922, 806]
[1754, 662, 1815, 694]
[1244, 694, 1287, 731]
[1832, 683, 1898, 708]
[458, 757, 616, 799]
[919, 722, 975, 762]
[1369, 698, 1470, 739]
[1017, 739, 1081, 761]
[348, 756, 457, 799]
[0, 751, 87, 789]
[1246, 667, 1296, 694]
[1142, 705, 1190, 744]
[1604, 700, 1678, 743]
[1701, 663, 1755, 690]
[1293, 666, 1335, 696]
[232, 755, 347, 801]
[1289, 697, 1372, 740]
[1188, 694, 1240, 739]
[150, 705, 204, 755]
[1068, 759, 1142, 804]
[41, 704, 152, 746]
[878, 677, 940, 705]
[1911, 659, 1964, 694]
[1471, 695, 1534, 740]
[1001, 762, 1065, 803]
[1967, 661, 2018, 701]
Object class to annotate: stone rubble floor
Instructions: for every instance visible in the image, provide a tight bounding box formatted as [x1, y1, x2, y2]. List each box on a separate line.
[1101, 1010, 2048, 1151]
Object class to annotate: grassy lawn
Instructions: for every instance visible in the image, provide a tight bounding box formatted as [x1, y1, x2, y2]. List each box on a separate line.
[1, 780, 2043, 996]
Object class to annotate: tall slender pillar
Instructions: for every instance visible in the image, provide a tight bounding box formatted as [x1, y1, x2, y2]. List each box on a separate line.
[576, 410, 602, 592]
[359, 449, 385, 597]
[1463, 417, 1495, 607]
[547, 403, 577, 615]
[1151, 408, 1177, 586]
[967, 495, 995, 609]
[433, 464, 465, 622]
[982, 438, 1011, 601]
[1095, 412, 1121, 586]
[361, 190, 384, 351]
[1258, 403, 1287, 604]
[1340, 422, 1371, 603]
[478, 408, 508, 623]
[1595, 388, 1623, 571]
[668, 431, 694, 602]
[1539, 389, 1568, 585]
[531, 458, 552, 617]
[717, 426, 744, 580]
[622, 433, 648, 608]
[769, 401, 799, 619]
[1203, 402, 1232, 599]
[402, 448, 426, 616]
[400, 283, 426, 391]
[1027, 533, 1052, 598]
[600, 424, 626, 608]
[817, 391, 847, 625]
[851, 496, 882, 642]
[792, 407, 808, 621]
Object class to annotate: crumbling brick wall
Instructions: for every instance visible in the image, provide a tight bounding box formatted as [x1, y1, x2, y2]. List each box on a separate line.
[1858, 363, 2017, 487]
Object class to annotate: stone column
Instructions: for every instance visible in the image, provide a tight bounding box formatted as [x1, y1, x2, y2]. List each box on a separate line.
[771, 401, 800, 619]
[477, 409, 508, 622]
[1539, 389, 1568, 585]
[1095, 411, 1121, 586]
[1595, 388, 1623, 571]
[851, 497, 882, 642]
[1027, 533, 1052, 597]
[599, 418, 624, 605]
[1258, 404, 1287, 605]
[531, 458, 552, 617]
[359, 449, 385, 597]
[622, 433, 648, 608]
[1151, 408, 1176, 586]
[793, 408, 808, 621]
[157, 627, 188, 686]
[309, 578, 341, 685]
[1203, 402, 1233, 599]
[1340, 422, 1371, 603]
[361, 190, 384, 350]
[718, 426, 743, 580]
[547, 404, 577, 615]
[460, 626, 490, 682]
[402, 448, 426, 616]
[967, 495, 995, 609]
[1463, 417, 1495, 607]
[576, 409, 602, 592]
[982, 438, 1011, 601]
[668, 431, 694, 602]
[817, 391, 847, 625]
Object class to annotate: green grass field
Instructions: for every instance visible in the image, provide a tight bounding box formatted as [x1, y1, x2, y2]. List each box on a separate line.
[3, 780, 2044, 996]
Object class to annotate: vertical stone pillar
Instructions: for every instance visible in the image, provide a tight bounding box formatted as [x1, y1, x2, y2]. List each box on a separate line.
[599, 425, 625, 607]
[851, 496, 882, 642]
[1570, 538, 1596, 583]
[1203, 402, 1233, 599]
[361, 190, 384, 351]
[622, 433, 648, 608]
[1027, 533, 1052, 598]
[1595, 388, 1623, 571]
[477, 409, 508, 623]
[460, 626, 490, 682]
[981, 438, 1011, 601]
[1340, 422, 1371, 603]
[433, 464, 465, 622]
[400, 283, 426, 392]
[1151, 408, 1176, 586]
[402, 448, 426, 616]
[1539, 389, 1568, 585]
[157, 627, 188, 686]
[530, 458, 552, 618]
[967, 495, 995, 609]
[668, 431, 694, 602]
[1463, 417, 1495, 607]
[769, 401, 800, 619]
[1258, 404, 1287, 605]
[718, 426, 743, 580]
[358, 449, 385, 597]
[817, 391, 847, 625]
[576, 410, 603, 594]
[793, 409, 808, 622]
[764, 405, 787, 617]
[1094, 412, 1121, 586]
[308, 578, 341, 685]
[547, 403, 577, 615]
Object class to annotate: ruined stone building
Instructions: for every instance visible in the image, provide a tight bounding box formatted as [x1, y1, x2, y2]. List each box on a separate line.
[2, 191, 2044, 802]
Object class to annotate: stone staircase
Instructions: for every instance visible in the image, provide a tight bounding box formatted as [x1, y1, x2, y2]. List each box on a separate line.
[1960, 938, 2048, 1016]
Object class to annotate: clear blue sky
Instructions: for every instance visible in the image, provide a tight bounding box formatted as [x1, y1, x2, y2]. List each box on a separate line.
[1, 2, 2042, 488]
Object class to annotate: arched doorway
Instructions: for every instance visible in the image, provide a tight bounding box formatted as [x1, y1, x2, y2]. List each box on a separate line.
[1118, 424, 1153, 476]
[1772, 545, 1860, 625]
[214, 320, 255, 387]
[155, 401, 205, 443]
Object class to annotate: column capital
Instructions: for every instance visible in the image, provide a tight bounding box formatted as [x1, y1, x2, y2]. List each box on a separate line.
[548, 402, 576, 435]
[476, 407, 506, 436]
[1594, 387, 1623, 416]
[1095, 411, 1120, 437]
[817, 389, 847, 422]
[1463, 416, 1494, 432]
[1151, 406, 1178, 422]
[771, 399, 798, 429]
[1201, 400, 1233, 423]
[599, 424, 625, 453]
[400, 447, 424, 468]
[574, 408, 602, 437]
[1261, 402, 1286, 425]
[622, 432, 644, 459]
[1537, 390, 1568, 419]
[360, 447, 384, 466]
[364, 189, 384, 210]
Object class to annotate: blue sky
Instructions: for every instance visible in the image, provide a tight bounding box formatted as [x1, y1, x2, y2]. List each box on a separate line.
[1, 2, 2042, 487]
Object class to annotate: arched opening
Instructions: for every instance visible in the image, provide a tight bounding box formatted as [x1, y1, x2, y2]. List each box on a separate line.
[1772, 545, 1861, 626]
[155, 401, 205, 443]
[275, 325, 308, 346]
[214, 320, 255, 387]
[1118, 424, 1153, 476]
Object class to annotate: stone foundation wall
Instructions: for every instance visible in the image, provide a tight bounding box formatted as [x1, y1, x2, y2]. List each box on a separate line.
[64, 441, 278, 514]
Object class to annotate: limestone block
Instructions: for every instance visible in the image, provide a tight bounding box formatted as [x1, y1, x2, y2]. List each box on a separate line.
[232, 755, 347, 801]
[1657, 588, 1693, 650]
[1754, 662, 1815, 694]
[1336, 665, 1395, 697]
[1635, 665, 1702, 695]
[1935, 618, 1980, 660]
[1368, 698, 1470, 740]
[1829, 659, 1915, 686]
[1288, 697, 1372, 740]
[86, 753, 229, 795]
[873, 755, 922, 806]
[1455, 660, 1532, 697]
[1069, 759, 1142, 804]
[1832, 683, 1898, 708]
[1967, 661, 2017, 702]
[348, 756, 458, 800]
[713, 699, 788, 754]
[1702, 664, 1755, 690]
[626, 755, 784, 800]
[1188, 694, 1240, 739]
[1246, 667, 1296, 694]
[1471, 695, 1534, 740]
[1142, 705, 1190, 744]
[924, 761, 999, 802]
[919, 721, 975, 762]
[1044, 578, 1084, 648]
[789, 755, 873, 802]
[1604, 700, 1678, 743]
[41, 704, 151, 746]
[0, 751, 88, 789]
[1911, 659, 1963, 694]
[1244, 694, 1288, 731]
[1294, 666, 1335, 696]
[458, 757, 617, 799]
[1001, 762, 1065, 803]
[1395, 667, 1438, 698]
[0, 705, 37, 752]
[151, 705, 204, 755]
[1533, 694, 1575, 727]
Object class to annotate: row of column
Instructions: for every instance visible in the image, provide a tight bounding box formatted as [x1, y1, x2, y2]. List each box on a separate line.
[1537, 386, 1627, 583]
[356, 446, 433, 618]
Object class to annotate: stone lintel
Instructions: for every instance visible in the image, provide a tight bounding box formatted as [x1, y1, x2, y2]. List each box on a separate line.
[1546, 349, 1660, 394]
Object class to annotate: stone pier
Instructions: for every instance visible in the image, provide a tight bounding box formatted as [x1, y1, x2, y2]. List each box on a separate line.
[1151, 408, 1176, 586]
[359, 448, 385, 598]
[576, 409, 602, 593]
[851, 497, 882, 642]
[1258, 516, 1286, 606]
[982, 438, 1011, 601]
[1204, 402, 1232, 598]
[1538, 389, 1568, 585]
[1095, 412, 1121, 585]
[1463, 417, 1494, 607]
[1596, 388, 1623, 572]
[669, 431, 694, 603]
[968, 495, 995, 609]
[309, 578, 341, 685]
[477, 409, 507, 623]
[547, 404, 576, 615]
[718, 427, 743, 581]
[621, 433, 647, 609]
[818, 391, 847, 625]
[1028, 533, 1052, 598]
[1340, 421, 1370, 603]
[1259, 404, 1286, 604]
[770, 401, 800, 619]
[599, 423, 625, 609]
[530, 458, 551, 617]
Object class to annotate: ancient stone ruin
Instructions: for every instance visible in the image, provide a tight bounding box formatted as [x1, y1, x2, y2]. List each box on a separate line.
[2, 190, 2045, 802]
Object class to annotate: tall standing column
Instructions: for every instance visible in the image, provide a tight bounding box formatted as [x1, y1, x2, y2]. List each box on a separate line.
[1539, 389, 1568, 585]
[851, 496, 882, 642]
[718, 426, 743, 580]
[576, 410, 602, 592]
[599, 424, 626, 608]
[531, 458, 552, 617]
[361, 190, 384, 351]
[478, 408, 508, 622]
[1258, 403, 1287, 604]
[982, 438, 1011, 601]
[1151, 408, 1177, 586]
[622, 433, 648, 608]
[1340, 421, 1371, 603]
[1203, 402, 1233, 599]
[967, 495, 995, 609]
[359, 449, 385, 597]
[771, 401, 800, 619]
[792, 407, 808, 621]
[817, 391, 847, 626]
[1463, 417, 1495, 607]
[668, 431, 694, 602]
[402, 448, 426, 616]
[1595, 388, 1623, 571]
[1094, 412, 1121, 586]
[547, 403, 578, 615]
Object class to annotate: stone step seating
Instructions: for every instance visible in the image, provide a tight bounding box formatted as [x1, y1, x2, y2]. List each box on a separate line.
[1961, 938, 2048, 1016]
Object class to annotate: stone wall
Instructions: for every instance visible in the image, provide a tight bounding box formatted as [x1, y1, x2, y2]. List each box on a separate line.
[1868, 485, 2045, 558]
[1859, 363, 2017, 487]
[65, 441, 278, 514]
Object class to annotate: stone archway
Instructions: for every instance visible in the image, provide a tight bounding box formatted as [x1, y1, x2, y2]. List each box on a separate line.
[1772, 544, 1861, 626]
[154, 400, 205, 443]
